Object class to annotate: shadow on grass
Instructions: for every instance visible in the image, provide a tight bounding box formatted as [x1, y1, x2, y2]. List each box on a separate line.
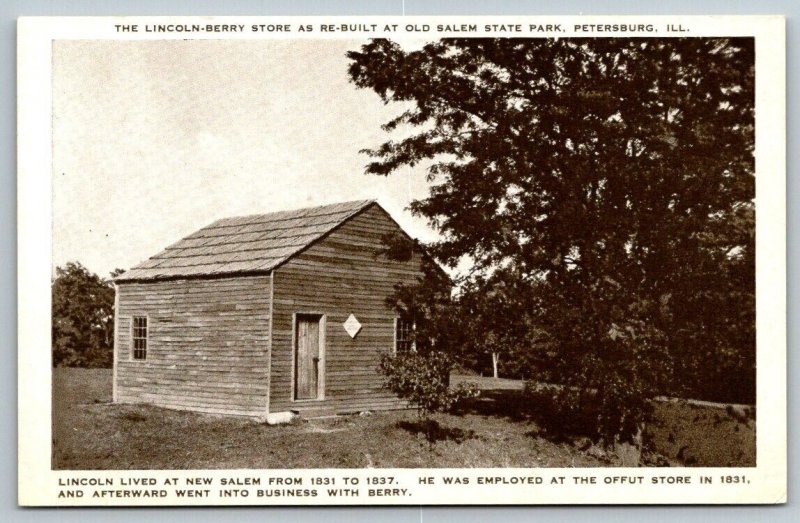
[454, 390, 533, 422]
[397, 419, 477, 444]
[454, 389, 599, 444]
[452, 388, 737, 467]
[119, 410, 147, 423]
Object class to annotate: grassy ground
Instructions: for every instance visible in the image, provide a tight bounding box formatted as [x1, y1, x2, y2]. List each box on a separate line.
[52, 368, 755, 470]
[648, 400, 756, 467]
[451, 374, 756, 467]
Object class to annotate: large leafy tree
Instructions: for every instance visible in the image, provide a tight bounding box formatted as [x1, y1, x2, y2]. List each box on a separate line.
[348, 38, 754, 441]
[52, 262, 121, 368]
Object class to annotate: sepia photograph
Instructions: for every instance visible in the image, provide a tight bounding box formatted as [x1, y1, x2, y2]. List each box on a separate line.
[50, 35, 756, 471]
[17, 15, 785, 506]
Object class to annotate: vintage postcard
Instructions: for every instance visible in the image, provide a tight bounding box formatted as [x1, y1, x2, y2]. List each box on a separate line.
[18, 15, 785, 505]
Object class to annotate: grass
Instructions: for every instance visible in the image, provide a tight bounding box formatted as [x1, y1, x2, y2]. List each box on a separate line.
[52, 368, 755, 470]
[648, 401, 756, 467]
[452, 374, 756, 467]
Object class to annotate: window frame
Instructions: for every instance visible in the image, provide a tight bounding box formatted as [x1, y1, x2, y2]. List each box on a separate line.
[130, 315, 149, 361]
[394, 317, 415, 354]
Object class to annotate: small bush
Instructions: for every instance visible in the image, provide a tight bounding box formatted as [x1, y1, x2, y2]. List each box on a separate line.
[379, 351, 478, 419]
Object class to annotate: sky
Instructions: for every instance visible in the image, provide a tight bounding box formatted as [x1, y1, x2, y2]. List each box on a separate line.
[52, 39, 438, 278]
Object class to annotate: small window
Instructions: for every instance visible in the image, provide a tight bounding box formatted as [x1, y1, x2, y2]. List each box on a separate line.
[395, 318, 414, 353]
[132, 316, 148, 360]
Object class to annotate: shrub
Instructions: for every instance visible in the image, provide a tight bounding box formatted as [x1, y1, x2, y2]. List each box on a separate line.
[378, 351, 478, 419]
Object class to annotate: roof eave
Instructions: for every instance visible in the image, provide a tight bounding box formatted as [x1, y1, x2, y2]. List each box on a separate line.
[114, 268, 274, 284]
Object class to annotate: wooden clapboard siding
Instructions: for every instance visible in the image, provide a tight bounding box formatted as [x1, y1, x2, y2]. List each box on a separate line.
[269, 204, 421, 415]
[115, 275, 271, 417]
[112, 200, 434, 419]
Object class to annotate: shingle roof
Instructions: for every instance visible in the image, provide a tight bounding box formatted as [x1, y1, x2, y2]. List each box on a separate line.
[116, 199, 376, 282]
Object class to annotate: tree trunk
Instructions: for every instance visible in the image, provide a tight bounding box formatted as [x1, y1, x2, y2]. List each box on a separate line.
[492, 352, 499, 379]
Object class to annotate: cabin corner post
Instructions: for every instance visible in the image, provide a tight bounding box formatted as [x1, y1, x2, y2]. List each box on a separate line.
[265, 270, 274, 416]
[112, 283, 120, 403]
[318, 314, 326, 401]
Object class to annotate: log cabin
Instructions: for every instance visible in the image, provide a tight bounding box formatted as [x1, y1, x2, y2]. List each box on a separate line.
[112, 200, 429, 422]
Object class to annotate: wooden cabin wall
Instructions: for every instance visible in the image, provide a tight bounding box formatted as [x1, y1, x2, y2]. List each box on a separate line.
[115, 275, 271, 417]
[270, 205, 423, 415]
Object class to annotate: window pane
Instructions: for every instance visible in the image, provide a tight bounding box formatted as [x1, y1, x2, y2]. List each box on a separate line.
[395, 319, 414, 352]
[132, 316, 148, 360]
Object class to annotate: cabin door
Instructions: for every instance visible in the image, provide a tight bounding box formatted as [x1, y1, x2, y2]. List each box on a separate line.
[295, 315, 322, 400]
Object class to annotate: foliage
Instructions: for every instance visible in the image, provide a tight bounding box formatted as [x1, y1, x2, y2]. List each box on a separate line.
[52, 262, 122, 368]
[378, 350, 478, 420]
[524, 381, 653, 448]
[456, 267, 539, 378]
[379, 232, 463, 355]
[350, 38, 755, 442]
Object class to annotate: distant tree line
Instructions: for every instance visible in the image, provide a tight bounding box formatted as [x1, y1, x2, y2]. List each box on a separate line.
[52, 262, 123, 368]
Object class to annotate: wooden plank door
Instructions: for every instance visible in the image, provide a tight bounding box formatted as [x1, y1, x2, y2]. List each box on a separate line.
[295, 315, 321, 400]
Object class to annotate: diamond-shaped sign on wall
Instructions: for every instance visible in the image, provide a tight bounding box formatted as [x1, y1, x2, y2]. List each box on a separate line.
[343, 314, 362, 338]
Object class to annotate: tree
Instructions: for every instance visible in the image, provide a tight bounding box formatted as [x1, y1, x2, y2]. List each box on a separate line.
[52, 262, 120, 368]
[458, 267, 535, 378]
[349, 38, 755, 442]
[379, 232, 461, 356]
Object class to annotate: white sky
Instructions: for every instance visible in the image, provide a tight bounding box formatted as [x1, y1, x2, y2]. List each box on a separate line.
[52, 39, 438, 278]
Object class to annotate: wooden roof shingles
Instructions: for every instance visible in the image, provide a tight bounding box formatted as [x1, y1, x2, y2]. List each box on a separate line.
[116, 199, 376, 282]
